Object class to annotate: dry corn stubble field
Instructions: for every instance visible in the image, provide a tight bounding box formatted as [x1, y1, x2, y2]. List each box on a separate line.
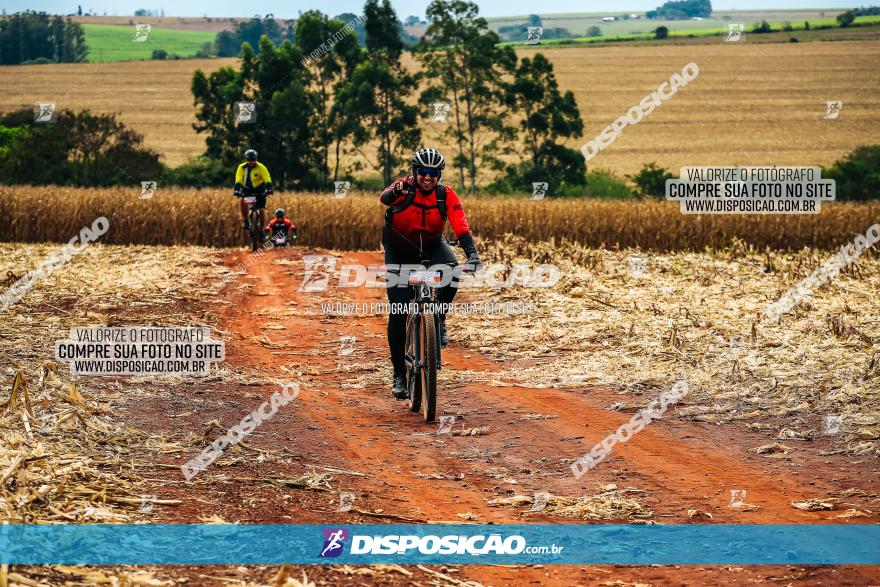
[0, 41, 877, 173]
[1, 236, 878, 584]
[1, 186, 878, 251]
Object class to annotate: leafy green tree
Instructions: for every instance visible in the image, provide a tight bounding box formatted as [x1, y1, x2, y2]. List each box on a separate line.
[837, 11, 855, 27]
[627, 162, 675, 198]
[587, 26, 602, 37]
[824, 145, 880, 201]
[647, 0, 711, 19]
[0, 12, 87, 65]
[333, 13, 367, 46]
[501, 53, 585, 191]
[345, 0, 421, 186]
[191, 37, 322, 189]
[214, 15, 295, 57]
[654, 26, 669, 39]
[752, 20, 772, 33]
[0, 108, 162, 186]
[297, 11, 366, 184]
[416, 0, 517, 193]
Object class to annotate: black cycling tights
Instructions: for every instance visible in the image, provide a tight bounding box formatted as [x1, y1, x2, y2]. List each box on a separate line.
[384, 235, 458, 376]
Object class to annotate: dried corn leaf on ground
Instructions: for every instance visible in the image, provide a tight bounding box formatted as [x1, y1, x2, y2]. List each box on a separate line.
[457, 235, 880, 458]
[1, 239, 878, 585]
[0, 244, 488, 587]
[488, 486, 653, 521]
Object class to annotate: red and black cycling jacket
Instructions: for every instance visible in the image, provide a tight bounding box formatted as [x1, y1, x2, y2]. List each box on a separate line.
[380, 178, 471, 244]
[266, 217, 295, 235]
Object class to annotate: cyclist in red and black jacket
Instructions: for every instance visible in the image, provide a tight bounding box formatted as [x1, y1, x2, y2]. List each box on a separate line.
[380, 147, 482, 399]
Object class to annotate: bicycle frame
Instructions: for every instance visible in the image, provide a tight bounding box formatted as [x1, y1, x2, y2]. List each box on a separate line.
[239, 187, 267, 251]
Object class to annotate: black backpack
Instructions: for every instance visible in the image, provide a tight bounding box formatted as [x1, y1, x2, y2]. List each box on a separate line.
[385, 183, 447, 226]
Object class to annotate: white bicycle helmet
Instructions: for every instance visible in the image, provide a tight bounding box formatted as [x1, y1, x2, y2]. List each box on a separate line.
[411, 147, 446, 177]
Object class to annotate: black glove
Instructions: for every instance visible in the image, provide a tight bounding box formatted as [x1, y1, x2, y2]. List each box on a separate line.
[265, 182, 274, 195]
[464, 253, 482, 273]
[396, 176, 413, 196]
[233, 183, 243, 197]
[458, 233, 481, 272]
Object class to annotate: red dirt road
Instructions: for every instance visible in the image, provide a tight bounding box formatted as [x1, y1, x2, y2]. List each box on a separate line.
[131, 246, 880, 586]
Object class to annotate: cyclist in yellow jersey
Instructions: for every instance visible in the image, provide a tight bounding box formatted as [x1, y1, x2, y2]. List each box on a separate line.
[233, 149, 274, 236]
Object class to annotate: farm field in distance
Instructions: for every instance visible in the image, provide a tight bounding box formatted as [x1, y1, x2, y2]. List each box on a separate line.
[488, 8, 853, 37]
[1, 41, 877, 175]
[82, 23, 216, 61]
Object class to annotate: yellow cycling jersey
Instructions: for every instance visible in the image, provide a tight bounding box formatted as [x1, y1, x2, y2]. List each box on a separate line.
[235, 162, 272, 189]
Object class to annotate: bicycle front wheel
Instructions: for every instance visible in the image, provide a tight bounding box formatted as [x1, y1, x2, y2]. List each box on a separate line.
[420, 312, 438, 423]
[406, 314, 421, 413]
[249, 210, 260, 251]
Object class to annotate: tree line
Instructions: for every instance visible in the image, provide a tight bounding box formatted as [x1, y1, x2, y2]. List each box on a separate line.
[191, 0, 586, 195]
[0, 11, 87, 65]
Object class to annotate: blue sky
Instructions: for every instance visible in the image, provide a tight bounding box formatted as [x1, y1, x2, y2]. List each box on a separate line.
[0, 0, 858, 18]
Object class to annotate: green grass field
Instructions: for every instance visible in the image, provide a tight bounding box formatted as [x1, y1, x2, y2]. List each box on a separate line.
[488, 8, 855, 37]
[79, 11, 880, 62]
[83, 24, 216, 62]
[502, 14, 880, 46]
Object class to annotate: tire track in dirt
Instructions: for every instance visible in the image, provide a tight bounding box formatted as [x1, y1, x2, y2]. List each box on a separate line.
[145, 246, 879, 586]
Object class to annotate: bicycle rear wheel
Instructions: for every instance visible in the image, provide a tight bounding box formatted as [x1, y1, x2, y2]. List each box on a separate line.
[405, 315, 421, 413]
[420, 312, 438, 423]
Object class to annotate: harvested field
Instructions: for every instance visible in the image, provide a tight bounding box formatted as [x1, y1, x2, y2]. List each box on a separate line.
[1, 186, 877, 251]
[1, 239, 878, 585]
[1, 41, 878, 173]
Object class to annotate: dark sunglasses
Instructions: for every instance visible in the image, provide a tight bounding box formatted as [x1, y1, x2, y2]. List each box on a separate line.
[417, 167, 439, 178]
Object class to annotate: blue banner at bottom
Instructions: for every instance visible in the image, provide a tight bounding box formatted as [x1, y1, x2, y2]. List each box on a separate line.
[0, 524, 877, 565]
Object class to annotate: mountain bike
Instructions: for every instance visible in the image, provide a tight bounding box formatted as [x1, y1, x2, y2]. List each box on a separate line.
[238, 187, 267, 252]
[405, 260, 466, 423]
